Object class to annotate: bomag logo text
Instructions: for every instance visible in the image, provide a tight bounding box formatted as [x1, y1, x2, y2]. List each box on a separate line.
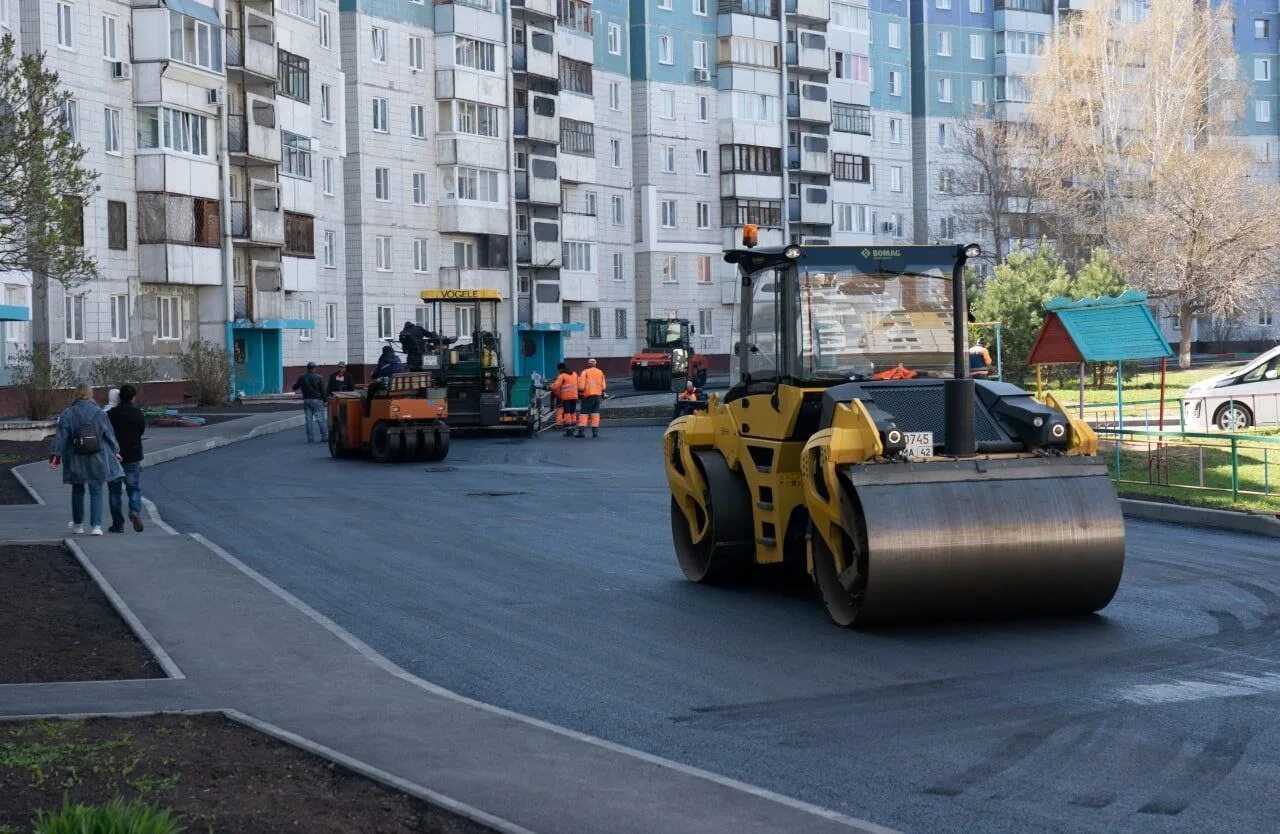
[861, 248, 902, 259]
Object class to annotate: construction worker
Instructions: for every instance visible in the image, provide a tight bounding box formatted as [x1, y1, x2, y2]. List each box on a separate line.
[969, 338, 994, 378]
[577, 358, 607, 438]
[675, 380, 707, 418]
[550, 362, 579, 437]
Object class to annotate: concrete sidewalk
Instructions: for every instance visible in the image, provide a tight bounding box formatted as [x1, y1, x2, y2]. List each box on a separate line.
[1, 414, 891, 834]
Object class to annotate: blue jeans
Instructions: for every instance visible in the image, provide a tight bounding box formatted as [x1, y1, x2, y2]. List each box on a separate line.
[303, 399, 328, 441]
[71, 482, 104, 529]
[109, 462, 143, 528]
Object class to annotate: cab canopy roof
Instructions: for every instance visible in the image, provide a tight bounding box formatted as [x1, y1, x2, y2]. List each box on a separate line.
[723, 244, 971, 276]
[420, 289, 503, 302]
[1027, 290, 1173, 365]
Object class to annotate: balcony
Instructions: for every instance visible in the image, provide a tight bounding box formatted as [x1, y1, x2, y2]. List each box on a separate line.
[513, 0, 556, 15]
[526, 94, 559, 143]
[227, 97, 280, 163]
[788, 188, 832, 225]
[786, 35, 828, 72]
[787, 84, 830, 123]
[995, 0, 1052, 11]
[226, 10, 277, 82]
[231, 181, 284, 246]
[787, 141, 829, 173]
[785, 0, 830, 20]
[440, 266, 510, 290]
[516, 221, 560, 265]
[526, 29, 557, 78]
[718, 0, 778, 17]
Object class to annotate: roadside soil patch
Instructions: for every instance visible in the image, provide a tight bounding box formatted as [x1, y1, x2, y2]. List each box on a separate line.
[0, 714, 491, 834]
[0, 440, 45, 505]
[0, 544, 161, 684]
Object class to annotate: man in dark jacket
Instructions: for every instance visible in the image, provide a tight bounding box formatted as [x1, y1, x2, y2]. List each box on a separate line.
[107, 384, 146, 533]
[292, 361, 328, 443]
[365, 347, 406, 415]
[326, 361, 355, 398]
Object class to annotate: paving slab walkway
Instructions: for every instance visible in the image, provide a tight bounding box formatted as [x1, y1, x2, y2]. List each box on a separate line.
[0, 411, 891, 834]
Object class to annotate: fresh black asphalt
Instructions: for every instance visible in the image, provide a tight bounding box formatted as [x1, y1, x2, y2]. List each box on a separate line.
[149, 426, 1280, 834]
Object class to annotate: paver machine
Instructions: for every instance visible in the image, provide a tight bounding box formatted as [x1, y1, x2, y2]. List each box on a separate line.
[629, 318, 710, 391]
[418, 289, 544, 433]
[664, 239, 1126, 626]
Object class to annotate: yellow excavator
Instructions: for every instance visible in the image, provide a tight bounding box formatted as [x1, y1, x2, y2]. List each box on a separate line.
[664, 237, 1125, 626]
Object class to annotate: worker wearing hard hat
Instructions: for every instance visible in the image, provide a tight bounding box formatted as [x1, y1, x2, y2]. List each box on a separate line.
[550, 362, 579, 437]
[576, 358, 607, 438]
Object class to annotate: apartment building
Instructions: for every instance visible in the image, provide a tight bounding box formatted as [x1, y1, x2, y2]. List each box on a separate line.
[2, 0, 1276, 398]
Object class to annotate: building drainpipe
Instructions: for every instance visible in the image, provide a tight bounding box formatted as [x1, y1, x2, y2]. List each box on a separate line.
[217, 82, 236, 401]
[777, 0, 791, 245]
[504, 0, 519, 375]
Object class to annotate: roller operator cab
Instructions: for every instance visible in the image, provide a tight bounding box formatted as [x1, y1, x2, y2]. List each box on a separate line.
[630, 318, 710, 391]
[663, 244, 1126, 627]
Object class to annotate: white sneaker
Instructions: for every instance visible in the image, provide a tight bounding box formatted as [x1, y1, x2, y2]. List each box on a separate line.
[89, 526, 103, 536]
[68, 522, 84, 534]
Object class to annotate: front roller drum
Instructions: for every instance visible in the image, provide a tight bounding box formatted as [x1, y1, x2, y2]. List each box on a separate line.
[670, 451, 754, 584]
[816, 458, 1126, 626]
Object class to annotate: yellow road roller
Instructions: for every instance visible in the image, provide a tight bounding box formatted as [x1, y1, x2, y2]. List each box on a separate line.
[664, 241, 1125, 626]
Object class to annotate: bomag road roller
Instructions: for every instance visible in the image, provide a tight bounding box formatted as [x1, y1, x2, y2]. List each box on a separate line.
[664, 240, 1125, 626]
[328, 369, 450, 463]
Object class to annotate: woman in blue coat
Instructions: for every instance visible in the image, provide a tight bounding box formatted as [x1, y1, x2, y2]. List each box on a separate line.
[49, 384, 125, 535]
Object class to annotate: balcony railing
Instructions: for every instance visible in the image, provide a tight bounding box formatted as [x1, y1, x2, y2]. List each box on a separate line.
[995, 0, 1052, 12]
[718, 0, 778, 17]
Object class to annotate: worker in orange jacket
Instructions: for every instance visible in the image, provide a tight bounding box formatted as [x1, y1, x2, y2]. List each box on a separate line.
[576, 358, 607, 438]
[549, 362, 579, 437]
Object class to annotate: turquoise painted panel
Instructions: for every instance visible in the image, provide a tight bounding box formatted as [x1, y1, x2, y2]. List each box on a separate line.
[595, 0, 631, 73]
[0, 304, 30, 322]
[1044, 292, 1174, 362]
[339, 0, 434, 29]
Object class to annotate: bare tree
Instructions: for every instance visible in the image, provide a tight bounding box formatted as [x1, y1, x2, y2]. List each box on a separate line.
[1029, 0, 1280, 367]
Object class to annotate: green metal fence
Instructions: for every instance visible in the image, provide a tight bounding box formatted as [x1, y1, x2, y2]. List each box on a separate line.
[1094, 427, 1280, 502]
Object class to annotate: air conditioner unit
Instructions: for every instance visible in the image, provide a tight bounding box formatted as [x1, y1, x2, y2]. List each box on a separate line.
[694, 68, 711, 83]
[207, 88, 225, 106]
[110, 61, 131, 80]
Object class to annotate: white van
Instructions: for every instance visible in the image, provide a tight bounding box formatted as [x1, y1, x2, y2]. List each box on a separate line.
[1182, 345, 1280, 430]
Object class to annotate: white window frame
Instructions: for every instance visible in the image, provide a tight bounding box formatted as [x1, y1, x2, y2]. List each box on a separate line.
[660, 199, 677, 228]
[888, 22, 901, 49]
[969, 0, 983, 11]
[612, 195, 624, 225]
[372, 97, 389, 132]
[375, 237, 392, 272]
[104, 107, 121, 155]
[612, 253, 624, 282]
[659, 35, 674, 65]
[109, 294, 128, 341]
[937, 0, 951, 8]
[693, 40, 708, 70]
[662, 255, 678, 284]
[57, 2, 73, 48]
[971, 79, 986, 104]
[319, 9, 332, 49]
[938, 31, 951, 57]
[375, 166, 391, 201]
[412, 171, 428, 205]
[696, 256, 712, 284]
[888, 70, 901, 96]
[698, 95, 710, 121]
[409, 35, 425, 71]
[608, 22, 622, 54]
[659, 0, 672, 8]
[322, 229, 336, 267]
[611, 138, 621, 168]
[1258, 99, 1272, 123]
[157, 296, 180, 341]
[889, 117, 902, 143]
[1257, 58, 1272, 82]
[938, 78, 952, 103]
[609, 81, 621, 111]
[410, 104, 427, 138]
[890, 166, 903, 192]
[696, 201, 710, 229]
[102, 14, 117, 60]
[660, 89, 676, 119]
[371, 26, 387, 63]
[63, 294, 84, 342]
[320, 84, 333, 123]
[326, 303, 338, 341]
[694, 0, 708, 14]
[322, 157, 335, 196]
[971, 33, 984, 59]
[663, 145, 676, 173]
[298, 301, 313, 341]
[695, 148, 709, 175]
[414, 238, 430, 273]
[377, 305, 394, 339]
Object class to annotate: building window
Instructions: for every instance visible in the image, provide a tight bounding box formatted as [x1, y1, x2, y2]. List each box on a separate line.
[451, 100, 500, 137]
[455, 36, 496, 71]
[889, 117, 902, 143]
[662, 255, 678, 283]
[659, 0, 672, 9]
[103, 107, 122, 155]
[997, 31, 1046, 56]
[697, 202, 710, 229]
[608, 22, 622, 54]
[970, 0, 983, 9]
[102, 14, 118, 59]
[938, 123, 949, 145]
[663, 145, 676, 172]
[325, 303, 338, 341]
[970, 33, 984, 59]
[109, 294, 128, 341]
[610, 138, 621, 167]
[323, 230, 336, 267]
[833, 102, 872, 134]
[318, 84, 333, 123]
[937, 31, 951, 57]
[615, 308, 628, 338]
[412, 172, 428, 205]
[698, 95, 710, 121]
[408, 35, 425, 71]
[371, 26, 387, 62]
[298, 301, 313, 341]
[937, 0, 951, 8]
[1258, 100, 1272, 123]
[833, 153, 870, 183]
[281, 131, 312, 179]
[695, 148, 709, 175]
[888, 22, 901, 49]
[721, 198, 782, 227]
[661, 200, 677, 228]
[720, 144, 782, 174]
[972, 79, 987, 104]
[372, 97, 388, 132]
[374, 237, 392, 272]
[278, 50, 310, 103]
[191, 198, 219, 246]
[938, 168, 955, 193]
[698, 309, 714, 336]
[995, 75, 1032, 102]
[660, 89, 676, 119]
[832, 2, 869, 31]
[374, 166, 391, 201]
[59, 100, 78, 143]
[63, 294, 84, 342]
[609, 81, 621, 110]
[888, 70, 902, 96]
[659, 35, 674, 64]
[890, 166, 903, 192]
[1260, 307, 1274, 326]
[57, 2, 73, 48]
[612, 195, 624, 225]
[322, 158, 335, 195]
[696, 256, 712, 284]
[157, 296, 180, 341]
[835, 203, 853, 233]
[560, 119, 594, 155]
[938, 77, 953, 103]
[377, 305, 393, 338]
[319, 9, 331, 48]
[106, 201, 127, 250]
[1256, 19, 1269, 39]
[441, 166, 502, 202]
[1257, 58, 1272, 81]
[693, 40, 708, 70]
[559, 57, 593, 95]
[414, 238, 429, 272]
[137, 107, 209, 156]
[284, 212, 315, 257]
[612, 253, 624, 282]
[694, 0, 707, 13]
[410, 104, 427, 138]
[588, 307, 602, 338]
[563, 241, 595, 271]
[167, 10, 222, 71]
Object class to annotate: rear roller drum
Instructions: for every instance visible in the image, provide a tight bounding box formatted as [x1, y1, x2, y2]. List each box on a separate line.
[670, 451, 753, 584]
[422, 427, 450, 462]
[328, 422, 351, 459]
[632, 369, 645, 390]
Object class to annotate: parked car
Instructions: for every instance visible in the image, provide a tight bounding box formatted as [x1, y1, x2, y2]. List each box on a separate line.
[1182, 345, 1280, 430]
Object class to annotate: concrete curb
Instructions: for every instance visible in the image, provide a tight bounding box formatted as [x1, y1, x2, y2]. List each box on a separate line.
[142, 414, 304, 468]
[1120, 498, 1280, 538]
[10, 466, 45, 505]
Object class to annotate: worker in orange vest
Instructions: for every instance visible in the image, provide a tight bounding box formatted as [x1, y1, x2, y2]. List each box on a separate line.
[576, 358, 607, 438]
[549, 362, 579, 437]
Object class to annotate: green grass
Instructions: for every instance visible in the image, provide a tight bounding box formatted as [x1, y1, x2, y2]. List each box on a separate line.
[34, 798, 182, 834]
[0, 454, 16, 465]
[1041, 365, 1228, 408]
[0, 721, 179, 797]
[1101, 438, 1280, 514]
